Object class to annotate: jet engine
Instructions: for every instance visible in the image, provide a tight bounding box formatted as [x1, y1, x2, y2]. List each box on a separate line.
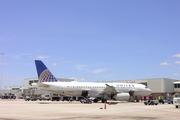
[112, 93, 130, 101]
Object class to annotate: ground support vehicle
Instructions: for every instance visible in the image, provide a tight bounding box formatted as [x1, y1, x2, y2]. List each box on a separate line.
[24, 96, 37, 101]
[51, 96, 60, 101]
[40, 95, 51, 101]
[30, 97, 37, 101]
[24, 96, 31, 101]
[158, 99, 165, 104]
[165, 99, 173, 104]
[173, 94, 180, 108]
[144, 100, 158, 105]
[80, 97, 92, 104]
[2, 95, 16, 99]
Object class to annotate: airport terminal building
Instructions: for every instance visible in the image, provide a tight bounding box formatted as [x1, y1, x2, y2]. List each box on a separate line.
[1, 78, 180, 100]
[105, 78, 180, 100]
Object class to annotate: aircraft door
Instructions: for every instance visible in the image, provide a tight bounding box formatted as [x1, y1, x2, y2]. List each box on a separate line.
[81, 90, 89, 97]
[129, 91, 134, 96]
[129, 91, 135, 101]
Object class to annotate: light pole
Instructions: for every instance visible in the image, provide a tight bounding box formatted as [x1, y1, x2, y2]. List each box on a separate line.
[0, 53, 5, 90]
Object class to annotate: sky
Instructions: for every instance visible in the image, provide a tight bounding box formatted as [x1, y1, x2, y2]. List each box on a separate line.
[0, 0, 180, 87]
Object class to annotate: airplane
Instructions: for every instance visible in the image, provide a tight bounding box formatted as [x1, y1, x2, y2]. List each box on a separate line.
[32, 60, 151, 103]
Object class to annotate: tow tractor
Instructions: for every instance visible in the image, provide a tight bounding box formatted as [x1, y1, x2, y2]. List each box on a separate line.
[144, 100, 158, 105]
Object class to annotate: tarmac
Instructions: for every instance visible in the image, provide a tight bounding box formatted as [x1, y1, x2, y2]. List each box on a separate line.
[0, 99, 179, 120]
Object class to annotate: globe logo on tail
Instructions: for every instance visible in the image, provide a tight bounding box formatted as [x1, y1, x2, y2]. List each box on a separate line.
[39, 69, 58, 82]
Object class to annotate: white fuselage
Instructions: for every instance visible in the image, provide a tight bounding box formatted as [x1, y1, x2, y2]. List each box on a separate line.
[34, 82, 151, 98]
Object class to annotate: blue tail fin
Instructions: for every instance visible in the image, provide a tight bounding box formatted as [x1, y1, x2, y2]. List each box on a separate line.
[35, 60, 58, 82]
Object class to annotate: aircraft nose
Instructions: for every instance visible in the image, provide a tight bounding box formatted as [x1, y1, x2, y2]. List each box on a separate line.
[147, 88, 152, 95]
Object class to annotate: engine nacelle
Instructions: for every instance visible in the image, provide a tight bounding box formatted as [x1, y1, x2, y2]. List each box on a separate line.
[113, 93, 130, 101]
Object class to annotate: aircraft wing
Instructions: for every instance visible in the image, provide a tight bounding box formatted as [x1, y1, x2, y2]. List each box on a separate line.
[102, 83, 117, 94]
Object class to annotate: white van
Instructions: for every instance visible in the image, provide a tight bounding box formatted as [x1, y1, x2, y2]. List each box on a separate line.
[173, 94, 180, 108]
[39, 94, 50, 101]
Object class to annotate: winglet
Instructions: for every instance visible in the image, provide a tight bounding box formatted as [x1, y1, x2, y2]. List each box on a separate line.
[35, 60, 58, 82]
[105, 83, 110, 86]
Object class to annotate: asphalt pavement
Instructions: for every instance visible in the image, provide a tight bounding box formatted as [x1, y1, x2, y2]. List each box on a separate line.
[0, 99, 179, 120]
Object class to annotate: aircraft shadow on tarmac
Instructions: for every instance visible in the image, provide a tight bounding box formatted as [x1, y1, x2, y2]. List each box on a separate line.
[38, 102, 52, 104]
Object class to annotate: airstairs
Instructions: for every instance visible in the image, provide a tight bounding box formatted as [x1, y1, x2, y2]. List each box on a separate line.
[80, 97, 92, 104]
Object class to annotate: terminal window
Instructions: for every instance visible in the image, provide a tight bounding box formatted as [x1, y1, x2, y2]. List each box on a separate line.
[140, 83, 148, 87]
[29, 80, 39, 85]
[174, 84, 180, 88]
[12, 88, 20, 90]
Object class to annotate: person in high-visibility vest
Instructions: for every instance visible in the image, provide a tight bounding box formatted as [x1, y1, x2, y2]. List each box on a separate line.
[88, 93, 90, 98]
[158, 96, 161, 100]
[69, 97, 73, 103]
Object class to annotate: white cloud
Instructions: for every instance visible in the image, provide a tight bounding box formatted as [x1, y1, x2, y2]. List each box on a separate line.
[173, 73, 179, 76]
[159, 62, 171, 66]
[0, 63, 7, 65]
[175, 61, 180, 64]
[52, 63, 61, 66]
[75, 65, 88, 70]
[15, 53, 30, 60]
[93, 69, 106, 74]
[35, 50, 42, 52]
[58, 57, 70, 63]
[173, 54, 180, 57]
[36, 55, 50, 59]
[59, 57, 64, 60]
[63, 60, 71, 63]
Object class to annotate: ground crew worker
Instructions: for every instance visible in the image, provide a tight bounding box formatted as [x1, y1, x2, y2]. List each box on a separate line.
[88, 93, 90, 98]
[69, 97, 73, 103]
[158, 96, 161, 100]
